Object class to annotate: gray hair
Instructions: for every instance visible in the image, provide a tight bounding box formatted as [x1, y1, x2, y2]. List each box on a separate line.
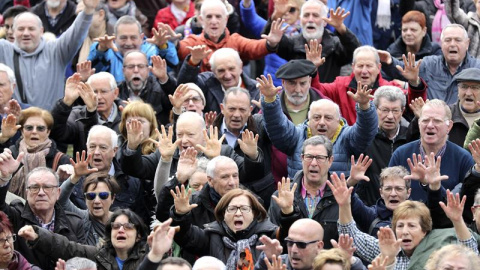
[441, 24, 469, 40]
[209, 48, 242, 71]
[65, 257, 97, 270]
[123, 50, 148, 63]
[0, 63, 16, 89]
[379, 166, 411, 189]
[373, 86, 406, 108]
[87, 125, 118, 149]
[302, 135, 333, 157]
[193, 256, 226, 270]
[13, 12, 43, 29]
[206, 156, 237, 179]
[26, 167, 59, 187]
[300, 0, 327, 19]
[200, 0, 228, 17]
[420, 99, 452, 120]
[177, 111, 206, 131]
[308, 99, 341, 119]
[196, 157, 209, 173]
[222, 87, 251, 105]
[87, 72, 117, 90]
[353, 45, 380, 65]
[114, 15, 142, 35]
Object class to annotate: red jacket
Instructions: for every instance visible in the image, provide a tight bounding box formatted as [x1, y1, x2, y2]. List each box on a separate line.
[153, 2, 195, 32]
[178, 28, 270, 72]
[312, 73, 427, 125]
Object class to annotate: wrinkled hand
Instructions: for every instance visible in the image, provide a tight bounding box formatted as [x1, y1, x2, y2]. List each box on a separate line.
[272, 0, 289, 19]
[127, 119, 146, 150]
[423, 153, 448, 191]
[347, 154, 372, 186]
[377, 227, 401, 261]
[257, 235, 283, 260]
[18, 225, 38, 241]
[237, 129, 259, 160]
[195, 125, 225, 159]
[151, 125, 178, 161]
[63, 73, 82, 106]
[395, 53, 422, 85]
[439, 190, 466, 224]
[264, 255, 287, 270]
[94, 35, 118, 52]
[176, 147, 198, 184]
[156, 22, 182, 42]
[0, 114, 20, 141]
[0, 148, 23, 178]
[256, 74, 282, 102]
[305, 39, 325, 68]
[147, 24, 172, 48]
[204, 111, 217, 128]
[326, 172, 352, 207]
[57, 164, 74, 182]
[368, 256, 390, 270]
[76, 60, 95, 82]
[170, 185, 198, 214]
[169, 84, 194, 113]
[261, 18, 287, 47]
[78, 82, 97, 112]
[347, 82, 373, 110]
[322, 7, 349, 33]
[70, 151, 98, 184]
[404, 154, 426, 184]
[272, 177, 297, 214]
[187, 45, 212, 66]
[377, 50, 392, 65]
[331, 234, 356, 259]
[409, 97, 425, 118]
[4, 99, 22, 118]
[147, 218, 176, 262]
[150, 55, 169, 83]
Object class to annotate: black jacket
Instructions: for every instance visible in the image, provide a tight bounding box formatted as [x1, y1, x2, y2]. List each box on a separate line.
[387, 34, 442, 61]
[31, 1, 77, 37]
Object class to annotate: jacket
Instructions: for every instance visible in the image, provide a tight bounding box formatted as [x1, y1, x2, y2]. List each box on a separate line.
[7, 251, 41, 270]
[446, 0, 480, 58]
[351, 195, 393, 237]
[387, 34, 442, 61]
[153, 2, 195, 32]
[261, 96, 377, 178]
[268, 171, 339, 249]
[254, 252, 367, 270]
[31, 0, 77, 37]
[464, 118, 480, 149]
[0, 11, 92, 110]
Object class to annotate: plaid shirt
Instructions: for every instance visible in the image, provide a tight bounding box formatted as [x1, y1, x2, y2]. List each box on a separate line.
[338, 220, 478, 270]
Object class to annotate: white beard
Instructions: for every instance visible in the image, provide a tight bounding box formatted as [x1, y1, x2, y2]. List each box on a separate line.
[302, 23, 324, 41]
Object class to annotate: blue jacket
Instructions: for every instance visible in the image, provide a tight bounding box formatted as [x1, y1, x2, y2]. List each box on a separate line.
[327, 0, 373, 45]
[261, 96, 377, 178]
[351, 194, 393, 237]
[88, 40, 179, 82]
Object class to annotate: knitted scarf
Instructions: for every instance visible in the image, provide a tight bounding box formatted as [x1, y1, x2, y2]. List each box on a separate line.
[222, 234, 258, 269]
[107, 1, 136, 27]
[432, 0, 450, 43]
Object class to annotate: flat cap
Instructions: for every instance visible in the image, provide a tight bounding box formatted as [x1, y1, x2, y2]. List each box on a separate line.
[275, 59, 317, 80]
[453, 68, 480, 83]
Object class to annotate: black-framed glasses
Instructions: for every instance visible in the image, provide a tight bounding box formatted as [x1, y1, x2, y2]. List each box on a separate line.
[284, 238, 320, 249]
[302, 154, 329, 163]
[26, 185, 58, 194]
[23, 125, 47, 132]
[111, 222, 135, 230]
[84, 192, 111, 201]
[226, 205, 252, 214]
[0, 234, 15, 245]
[288, 7, 297, 13]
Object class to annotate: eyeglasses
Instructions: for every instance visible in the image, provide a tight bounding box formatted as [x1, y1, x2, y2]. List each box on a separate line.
[226, 205, 252, 213]
[381, 186, 407, 193]
[84, 192, 111, 200]
[284, 238, 320, 249]
[377, 107, 402, 115]
[419, 117, 449, 126]
[302, 154, 329, 163]
[23, 125, 47, 132]
[458, 83, 480, 91]
[123, 64, 148, 70]
[26, 185, 58, 194]
[0, 235, 15, 245]
[111, 222, 135, 230]
[288, 7, 297, 13]
[183, 96, 203, 104]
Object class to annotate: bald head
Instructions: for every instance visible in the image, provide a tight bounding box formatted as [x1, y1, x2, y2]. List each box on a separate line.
[289, 219, 324, 241]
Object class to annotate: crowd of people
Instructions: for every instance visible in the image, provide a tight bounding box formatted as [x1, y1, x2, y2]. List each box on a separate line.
[0, 0, 480, 269]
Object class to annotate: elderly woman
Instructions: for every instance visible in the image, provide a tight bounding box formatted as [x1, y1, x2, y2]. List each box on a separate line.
[424, 244, 480, 270]
[18, 208, 149, 270]
[387, 11, 442, 61]
[9, 107, 70, 198]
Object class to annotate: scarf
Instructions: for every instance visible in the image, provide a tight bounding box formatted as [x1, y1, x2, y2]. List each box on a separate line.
[107, 1, 136, 26]
[88, 215, 106, 246]
[376, 0, 391, 30]
[209, 186, 222, 205]
[10, 139, 52, 198]
[223, 234, 258, 270]
[432, 0, 450, 43]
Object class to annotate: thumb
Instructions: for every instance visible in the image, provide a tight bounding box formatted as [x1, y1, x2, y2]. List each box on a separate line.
[189, 203, 198, 210]
[261, 34, 268, 39]
[16, 152, 25, 162]
[330, 239, 339, 248]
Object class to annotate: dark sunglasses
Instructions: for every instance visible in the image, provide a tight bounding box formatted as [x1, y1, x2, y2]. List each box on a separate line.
[288, 7, 297, 13]
[23, 125, 47, 132]
[111, 222, 135, 230]
[284, 238, 320, 249]
[84, 192, 111, 200]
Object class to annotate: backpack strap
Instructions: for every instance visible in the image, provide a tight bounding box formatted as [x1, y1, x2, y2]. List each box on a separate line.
[13, 52, 27, 103]
[368, 217, 383, 236]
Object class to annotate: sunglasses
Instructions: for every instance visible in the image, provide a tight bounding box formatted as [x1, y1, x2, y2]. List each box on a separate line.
[284, 238, 320, 249]
[111, 222, 135, 230]
[84, 192, 111, 200]
[288, 7, 297, 13]
[23, 125, 47, 132]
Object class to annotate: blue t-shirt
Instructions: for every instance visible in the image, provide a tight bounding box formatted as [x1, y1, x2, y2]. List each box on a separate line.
[116, 257, 125, 270]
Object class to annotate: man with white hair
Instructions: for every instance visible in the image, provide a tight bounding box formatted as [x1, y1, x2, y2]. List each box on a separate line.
[65, 257, 97, 270]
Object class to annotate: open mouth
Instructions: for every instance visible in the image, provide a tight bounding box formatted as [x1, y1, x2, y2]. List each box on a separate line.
[309, 169, 319, 175]
[402, 239, 412, 244]
[117, 235, 126, 241]
[389, 199, 399, 204]
[449, 49, 458, 55]
[426, 132, 435, 136]
[317, 128, 327, 134]
[234, 220, 244, 229]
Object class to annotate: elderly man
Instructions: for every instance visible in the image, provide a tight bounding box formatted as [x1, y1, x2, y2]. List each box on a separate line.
[274, 0, 361, 83]
[50, 72, 121, 155]
[177, 47, 260, 114]
[311, 46, 427, 125]
[258, 68, 377, 178]
[380, 24, 480, 105]
[31, 0, 76, 36]
[0, 151, 85, 270]
[118, 51, 176, 126]
[0, 0, 99, 110]
[389, 99, 475, 202]
[88, 15, 179, 82]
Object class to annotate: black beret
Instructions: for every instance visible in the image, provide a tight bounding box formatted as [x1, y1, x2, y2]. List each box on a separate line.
[453, 68, 480, 83]
[275, 59, 317, 80]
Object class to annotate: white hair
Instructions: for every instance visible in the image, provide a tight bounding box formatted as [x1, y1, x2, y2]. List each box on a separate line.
[209, 48, 242, 71]
[0, 63, 16, 91]
[87, 125, 118, 149]
[200, 0, 228, 17]
[193, 256, 226, 270]
[87, 72, 117, 90]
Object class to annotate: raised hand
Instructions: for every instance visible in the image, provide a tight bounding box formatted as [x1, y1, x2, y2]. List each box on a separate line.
[305, 39, 325, 68]
[57, 164, 74, 182]
[147, 25, 171, 48]
[0, 114, 20, 142]
[404, 154, 426, 183]
[168, 84, 194, 113]
[423, 153, 448, 191]
[4, 99, 22, 118]
[156, 22, 182, 42]
[256, 74, 282, 102]
[377, 50, 393, 65]
[55, 259, 66, 270]
[326, 172, 352, 207]
[368, 256, 390, 270]
[186, 45, 212, 66]
[18, 225, 38, 241]
[237, 129, 259, 160]
[347, 154, 372, 187]
[82, 0, 100, 14]
[150, 125, 178, 162]
[70, 151, 98, 184]
[439, 190, 466, 224]
[264, 255, 287, 270]
[261, 18, 287, 47]
[377, 227, 401, 265]
[76, 60, 95, 82]
[331, 234, 356, 259]
[256, 235, 283, 260]
[347, 82, 373, 110]
[271, 0, 289, 19]
[322, 7, 349, 33]
[395, 53, 422, 86]
[204, 111, 217, 128]
[272, 177, 297, 214]
[94, 35, 118, 52]
[0, 148, 23, 179]
[63, 73, 82, 106]
[469, 139, 480, 169]
[78, 82, 97, 112]
[147, 218, 177, 262]
[176, 147, 198, 184]
[170, 185, 198, 214]
[150, 55, 168, 83]
[195, 125, 225, 159]
[409, 97, 425, 118]
[126, 119, 146, 150]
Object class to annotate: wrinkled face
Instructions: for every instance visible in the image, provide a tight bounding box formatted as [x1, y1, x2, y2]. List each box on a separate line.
[282, 76, 311, 106]
[437, 255, 470, 270]
[182, 89, 205, 115]
[300, 3, 324, 40]
[395, 217, 427, 256]
[111, 214, 139, 253]
[212, 55, 242, 90]
[380, 177, 411, 211]
[376, 98, 404, 134]
[26, 170, 60, 215]
[308, 103, 340, 140]
[287, 225, 322, 270]
[89, 77, 118, 118]
[419, 105, 452, 150]
[115, 23, 144, 56]
[190, 171, 207, 192]
[123, 53, 149, 92]
[441, 27, 470, 67]
[200, 5, 228, 42]
[126, 116, 151, 141]
[283, 2, 300, 25]
[87, 132, 117, 172]
[302, 144, 333, 186]
[208, 161, 239, 196]
[457, 81, 480, 113]
[401, 21, 426, 48]
[22, 116, 51, 147]
[220, 92, 252, 134]
[352, 50, 381, 88]
[4, 17, 15, 43]
[0, 230, 14, 266]
[14, 13, 43, 53]
[176, 118, 205, 151]
[224, 195, 254, 233]
[108, 0, 128, 10]
[0, 72, 14, 106]
[86, 182, 114, 222]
